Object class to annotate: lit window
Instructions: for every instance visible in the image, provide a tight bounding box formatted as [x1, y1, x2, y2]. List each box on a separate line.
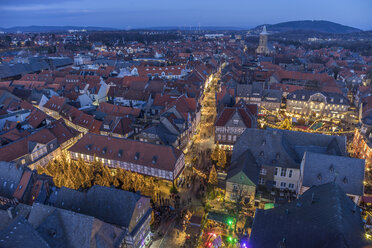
[280, 168, 287, 177]
[260, 168, 267, 175]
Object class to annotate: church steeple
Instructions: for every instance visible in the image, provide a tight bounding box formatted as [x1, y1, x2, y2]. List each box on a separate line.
[260, 25, 268, 35]
[256, 26, 270, 54]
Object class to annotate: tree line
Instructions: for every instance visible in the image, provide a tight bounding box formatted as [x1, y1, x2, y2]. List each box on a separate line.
[37, 152, 157, 197]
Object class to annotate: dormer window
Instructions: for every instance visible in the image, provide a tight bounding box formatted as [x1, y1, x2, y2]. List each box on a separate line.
[293, 94, 296, 99]
[317, 173, 322, 181]
[86, 144, 92, 151]
[340, 99, 343, 103]
[329, 165, 334, 172]
[330, 98, 334, 102]
[302, 95, 305, 100]
[102, 147, 107, 154]
[134, 152, 140, 160]
[152, 156, 157, 164]
[118, 149, 123, 158]
[233, 119, 239, 125]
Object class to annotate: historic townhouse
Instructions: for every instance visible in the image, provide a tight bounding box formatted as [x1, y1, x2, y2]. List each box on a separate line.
[69, 133, 185, 181]
[215, 101, 257, 150]
[286, 90, 349, 119]
[230, 129, 347, 200]
[43, 95, 67, 119]
[0, 120, 81, 169]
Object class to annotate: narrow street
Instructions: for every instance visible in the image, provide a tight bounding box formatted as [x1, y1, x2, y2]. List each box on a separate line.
[150, 70, 221, 248]
[185, 71, 220, 169]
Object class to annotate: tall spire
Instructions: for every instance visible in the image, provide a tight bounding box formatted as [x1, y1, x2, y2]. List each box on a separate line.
[261, 25, 268, 35]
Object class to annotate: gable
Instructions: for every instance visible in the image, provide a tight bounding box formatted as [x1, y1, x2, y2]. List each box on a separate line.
[227, 171, 256, 186]
[225, 111, 246, 127]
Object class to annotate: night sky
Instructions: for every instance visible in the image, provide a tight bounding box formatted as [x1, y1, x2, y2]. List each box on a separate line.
[0, 0, 371, 30]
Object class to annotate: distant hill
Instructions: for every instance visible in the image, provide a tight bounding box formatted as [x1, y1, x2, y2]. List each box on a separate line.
[0, 26, 118, 33]
[137, 26, 246, 31]
[0, 21, 362, 34]
[252, 20, 361, 34]
[0, 25, 246, 33]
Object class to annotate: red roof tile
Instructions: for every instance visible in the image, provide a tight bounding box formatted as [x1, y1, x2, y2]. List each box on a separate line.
[68, 133, 184, 172]
[13, 171, 32, 200]
[44, 95, 67, 112]
[0, 128, 56, 162]
[98, 102, 141, 117]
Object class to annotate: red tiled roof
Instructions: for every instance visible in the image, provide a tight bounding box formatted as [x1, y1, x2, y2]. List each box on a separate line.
[13, 171, 32, 200]
[215, 108, 235, 126]
[98, 102, 141, 117]
[270, 83, 304, 93]
[20, 100, 34, 110]
[153, 94, 175, 107]
[113, 117, 133, 136]
[68, 133, 183, 172]
[123, 90, 150, 101]
[44, 95, 67, 112]
[0, 128, 56, 162]
[171, 95, 197, 114]
[215, 103, 257, 128]
[29, 180, 44, 205]
[60, 105, 98, 131]
[274, 70, 335, 84]
[89, 119, 102, 134]
[47, 119, 80, 145]
[129, 80, 148, 91]
[0, 81, 12, 88]
[260, 62, 282, 71]
[136, 65, 186, 77]
[123, 76, 149, 85]
[0, 128, 30, 143]
[26, 108, 47, 128]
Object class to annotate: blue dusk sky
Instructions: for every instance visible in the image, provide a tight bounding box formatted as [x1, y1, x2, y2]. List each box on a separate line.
[0, 0, 371, 30]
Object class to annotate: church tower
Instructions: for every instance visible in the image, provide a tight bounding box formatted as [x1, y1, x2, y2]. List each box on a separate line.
[256, 26, 270, 54]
